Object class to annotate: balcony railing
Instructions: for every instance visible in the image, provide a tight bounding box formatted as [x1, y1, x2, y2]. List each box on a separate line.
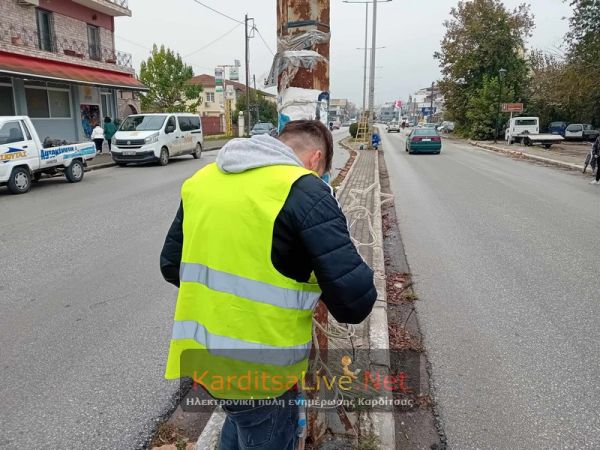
[0, 20, 133, 69]
[106, 0, 129, 8]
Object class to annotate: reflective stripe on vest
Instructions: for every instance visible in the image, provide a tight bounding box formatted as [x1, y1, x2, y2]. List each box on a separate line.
[180, 262, 321, 311]
[172, 320, 311, 366]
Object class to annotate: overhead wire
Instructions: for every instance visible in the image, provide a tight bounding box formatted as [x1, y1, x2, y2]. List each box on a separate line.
[190, 0, 244, 25]
[254, 27, 275, 56]
[183, 23, 243, 58]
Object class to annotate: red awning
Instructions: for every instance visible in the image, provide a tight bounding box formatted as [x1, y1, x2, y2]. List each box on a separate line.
[0, 51, 147, 91]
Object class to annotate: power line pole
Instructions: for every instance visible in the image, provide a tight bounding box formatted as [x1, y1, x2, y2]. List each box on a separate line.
[276, 0, 330, 444]
[367, 0, 377, 124]
[362, 3, 369, 113]
[245, 14, 252, 136]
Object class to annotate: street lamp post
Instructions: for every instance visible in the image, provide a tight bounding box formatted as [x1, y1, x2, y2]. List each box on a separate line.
[495, 68, 507, 143]
[343, 0, 391, 119]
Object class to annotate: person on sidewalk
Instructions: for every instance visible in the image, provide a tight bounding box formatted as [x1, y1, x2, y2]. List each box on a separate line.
[103, 117, 117, 152]
[91, 124, 105, 154]
[591, 136, 600, 185]
[160, 120, 377, 450]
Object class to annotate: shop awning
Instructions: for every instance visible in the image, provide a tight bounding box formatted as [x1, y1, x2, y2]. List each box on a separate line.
[0, 51, 147, 91]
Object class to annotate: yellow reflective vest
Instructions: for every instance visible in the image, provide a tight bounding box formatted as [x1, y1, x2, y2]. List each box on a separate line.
[165, 163, 322, 399]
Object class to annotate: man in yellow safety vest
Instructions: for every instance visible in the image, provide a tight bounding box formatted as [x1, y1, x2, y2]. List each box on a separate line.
[160, 120, 376, 449]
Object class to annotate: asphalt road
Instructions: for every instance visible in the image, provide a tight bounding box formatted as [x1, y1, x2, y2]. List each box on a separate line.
[0, 134, 352, 450]
[381, 129, 600, 448]
[0, 153, 213, 449]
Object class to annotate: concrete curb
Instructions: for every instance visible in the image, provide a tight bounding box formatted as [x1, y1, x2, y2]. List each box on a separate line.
[85, 147, 223, 173]
[364, 150, 395, 450]
[470, 141, 585, 171]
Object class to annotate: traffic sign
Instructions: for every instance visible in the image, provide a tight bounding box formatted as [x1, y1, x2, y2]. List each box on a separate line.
[501, 103, 524, 113]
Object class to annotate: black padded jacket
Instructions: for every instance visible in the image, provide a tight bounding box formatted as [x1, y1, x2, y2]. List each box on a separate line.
[160, 174, 377, 324]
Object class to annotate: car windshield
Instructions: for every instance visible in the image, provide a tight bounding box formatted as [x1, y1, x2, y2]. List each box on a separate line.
[515, 119, 537, 126]
[549, 122, 565, 127]
[423, 123, 437, 128]
[120, 115, 167, 132]
[253, 123, 271, 130]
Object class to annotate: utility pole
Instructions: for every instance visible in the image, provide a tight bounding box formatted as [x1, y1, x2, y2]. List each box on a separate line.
[368, 0, 377, 124]
[245, 14, 252, 136]
[429, 81, 434, 124]
[362, 3, 369, 113]
[275, 0, 330, 444]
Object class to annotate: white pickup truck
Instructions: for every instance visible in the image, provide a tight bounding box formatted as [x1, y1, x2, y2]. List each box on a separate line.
[0, 116, 96, 195]
[505, 117, 564, 149]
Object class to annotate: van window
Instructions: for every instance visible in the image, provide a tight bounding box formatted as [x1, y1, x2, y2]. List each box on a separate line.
[0, 121, 25, 145]
[189, 116, 201, 131]
[549, 122, 566, 128]
[566, 124, 582, 132]
[120, 115, 167, 132]
[166, 116, 176, 132]
[515, 119, 537, 126]
[177, 117, 190, 132]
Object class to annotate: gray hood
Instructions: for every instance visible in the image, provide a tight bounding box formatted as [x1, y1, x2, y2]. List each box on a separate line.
[216, 134, 303, 174]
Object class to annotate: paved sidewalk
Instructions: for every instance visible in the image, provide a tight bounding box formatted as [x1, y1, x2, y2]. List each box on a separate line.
[328, 144, 394, 449]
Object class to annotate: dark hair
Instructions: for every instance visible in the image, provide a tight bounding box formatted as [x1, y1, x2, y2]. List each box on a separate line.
[279, 120, 334, 172]
[104, 117, 112, 123]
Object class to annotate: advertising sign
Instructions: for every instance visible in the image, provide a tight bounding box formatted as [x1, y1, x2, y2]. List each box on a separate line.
[501, 103, 524, 113]
[215, 68, 224, 93]
[229, 67, 239, 81]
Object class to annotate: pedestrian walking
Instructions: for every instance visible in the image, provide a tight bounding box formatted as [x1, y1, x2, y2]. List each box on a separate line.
[591, 136, 600, 185]
[91, 124, 105, 154]
[160, 120, 377, 450]
[103, 117, 117, 152]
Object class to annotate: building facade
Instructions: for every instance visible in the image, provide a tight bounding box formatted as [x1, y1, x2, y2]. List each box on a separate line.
[188, 74, 276, 135]
[0, 0, 145, 143]
[407, 84, 444, 122]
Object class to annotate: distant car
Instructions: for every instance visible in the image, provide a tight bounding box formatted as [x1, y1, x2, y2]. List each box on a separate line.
[251, 122, 277, 137]
[548, 121, 568, 137]
[438, 121, 455, 133]
[422, 123, 437, 130]
[387, 122, 401, 133]
[564, 123, 599, 142]
[405, 128, 442, 154]
[341, 121, 351, 127]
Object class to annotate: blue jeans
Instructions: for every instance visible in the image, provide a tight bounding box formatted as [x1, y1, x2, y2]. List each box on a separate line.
[218, 390, 299, 450]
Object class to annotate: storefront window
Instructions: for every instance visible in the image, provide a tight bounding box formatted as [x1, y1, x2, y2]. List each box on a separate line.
[25, 88, 50, 118]
[49, 90, 71, 118]
[0, 85, 15, 115]
[25, 86, 71, 118]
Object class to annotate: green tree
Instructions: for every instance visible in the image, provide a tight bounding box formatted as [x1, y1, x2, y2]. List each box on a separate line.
[435, 0, 534, 138]
[564, 0, 600, 125]
[235, 93, 278, 128]
[139, 45, 202, 113]
[466, 75, 515, 140]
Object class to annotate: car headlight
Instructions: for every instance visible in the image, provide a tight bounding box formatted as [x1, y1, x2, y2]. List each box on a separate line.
[145, 133, 159, 144]
[111, 137, 116, 145]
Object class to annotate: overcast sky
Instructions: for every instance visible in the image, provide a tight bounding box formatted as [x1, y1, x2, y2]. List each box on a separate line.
[115, 0, 573, 106]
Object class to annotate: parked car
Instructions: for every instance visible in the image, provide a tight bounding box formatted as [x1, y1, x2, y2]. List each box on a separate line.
[547, 121, 568, 137]
[405, 128, 442, 154]
[111, 113, 203, 166]
[422, 123, 438, 130]
[251, 122, 277, 136]
[387, 122, 401, 133]
[564, 123, 600, 142]
[438, 121, 455, 133]
[0, 116, 96, 195]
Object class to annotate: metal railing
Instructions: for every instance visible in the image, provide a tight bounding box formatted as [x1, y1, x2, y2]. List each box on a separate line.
[105, 0, 129, 9]
[0, 20, 133, 69]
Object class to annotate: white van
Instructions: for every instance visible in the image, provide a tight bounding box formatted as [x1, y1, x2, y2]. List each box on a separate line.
[111, 113, 203, 166]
